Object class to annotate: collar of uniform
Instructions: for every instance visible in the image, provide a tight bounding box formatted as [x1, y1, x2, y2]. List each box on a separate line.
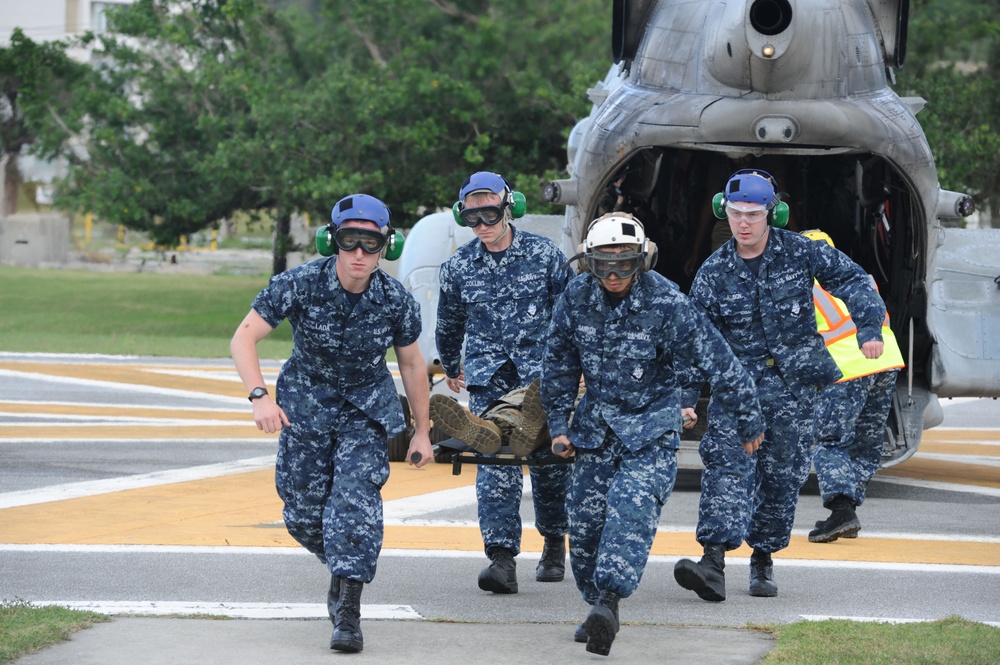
[316, 256, 387, 305]
[473, 224, 524, 261]
[584, 270, 646, 314]
[720, 226, 784, 274]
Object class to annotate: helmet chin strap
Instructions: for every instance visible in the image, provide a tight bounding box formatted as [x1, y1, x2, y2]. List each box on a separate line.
[484, 217, 511, 247]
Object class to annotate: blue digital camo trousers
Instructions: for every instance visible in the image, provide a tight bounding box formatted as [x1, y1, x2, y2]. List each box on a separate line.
[469, 362, 570, 558]
[813, 369, 899, 507]
[275, 398, 389, 583]
[568, 428, 677, 605]
[697, 366, 814, 553]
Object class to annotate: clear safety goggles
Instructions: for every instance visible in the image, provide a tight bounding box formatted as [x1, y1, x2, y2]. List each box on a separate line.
[459, 204, 505, 228]
[334, 227, 387, 254]
[725, 202, 768, 223]
[588, 250, 642, 280]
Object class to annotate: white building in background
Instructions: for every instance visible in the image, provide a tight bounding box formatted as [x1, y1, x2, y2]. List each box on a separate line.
[0, 0, 134, 46]
[1, 1, 135, 198]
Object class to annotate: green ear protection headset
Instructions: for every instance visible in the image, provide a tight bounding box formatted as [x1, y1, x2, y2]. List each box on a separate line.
[452, 171, 527, 226]
[712, 169, 789, 228]
[315, 194, 404, 261]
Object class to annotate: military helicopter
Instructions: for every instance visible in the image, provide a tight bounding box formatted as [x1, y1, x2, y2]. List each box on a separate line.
[399, 0, 998, 467]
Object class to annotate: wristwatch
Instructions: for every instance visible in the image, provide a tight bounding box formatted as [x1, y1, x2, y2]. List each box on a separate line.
[248, 387, 269, 402]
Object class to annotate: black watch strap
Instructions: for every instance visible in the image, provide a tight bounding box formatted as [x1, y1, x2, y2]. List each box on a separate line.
[248, 387, 269, 402]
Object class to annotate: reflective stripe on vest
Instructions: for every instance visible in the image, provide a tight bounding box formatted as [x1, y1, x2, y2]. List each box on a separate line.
[813, 282, 904, 382]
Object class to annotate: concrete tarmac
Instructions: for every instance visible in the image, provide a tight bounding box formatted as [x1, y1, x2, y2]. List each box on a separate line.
[14, 617, 776, 664]
[4, 354, 999, 664]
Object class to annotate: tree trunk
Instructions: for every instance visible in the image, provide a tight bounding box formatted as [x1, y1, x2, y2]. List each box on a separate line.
[272, 211, 291, 275]
[1, 153, 20, 217]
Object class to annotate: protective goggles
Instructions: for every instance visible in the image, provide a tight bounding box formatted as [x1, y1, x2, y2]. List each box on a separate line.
[725, 202, 768, 223]
[458, 204, 505, 228]
[588, 250, 642, 279]
[334, 227, 387, 254]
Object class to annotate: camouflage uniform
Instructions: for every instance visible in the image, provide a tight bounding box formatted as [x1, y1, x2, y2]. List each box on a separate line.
[542, 270, 764, 603]
[813, 369, 899, 507]
[252, 256, 421, 582]
[686, 227, 885, 553]
[436, 226, 574, 556]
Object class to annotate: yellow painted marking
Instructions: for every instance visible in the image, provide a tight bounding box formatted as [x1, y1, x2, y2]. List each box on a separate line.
[0, 403, 246, 420]
[915, 441, 1000, 457]
[0, 361, 244, 398]
[3, 362, 997, 564]
[923, 428, 1000, 443]
[0, 425, 276, 439]
[881, 456, 1000, 489]
[1, 463, 997, 566]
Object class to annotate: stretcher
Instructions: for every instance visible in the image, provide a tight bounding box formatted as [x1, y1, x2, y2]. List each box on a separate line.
[431, 437, 575, 476]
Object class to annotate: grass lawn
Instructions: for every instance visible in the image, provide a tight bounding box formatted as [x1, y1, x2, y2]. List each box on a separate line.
[0, 266, 293, 359]
[2, 600, 997, 665]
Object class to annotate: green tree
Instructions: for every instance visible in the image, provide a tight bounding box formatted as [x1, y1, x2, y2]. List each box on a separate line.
[25, 0, 610, 268]
[50, 0, 312, 252]
[897, 0, 1000, 219]
[0, 29, 86, 215]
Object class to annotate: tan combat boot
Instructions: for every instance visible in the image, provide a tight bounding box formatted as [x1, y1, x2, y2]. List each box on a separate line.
[430, 394, 502, 454]
[509, 378, 548, 457]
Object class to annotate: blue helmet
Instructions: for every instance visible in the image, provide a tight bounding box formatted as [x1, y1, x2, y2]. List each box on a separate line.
[330, 194, 391, 228]
[458, 171, 510, 202]
[724, 170, 779, 209]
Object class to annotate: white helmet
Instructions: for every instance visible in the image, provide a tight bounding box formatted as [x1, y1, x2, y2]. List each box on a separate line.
[585, 213, 647, 251]
[578, 212, 657, 278]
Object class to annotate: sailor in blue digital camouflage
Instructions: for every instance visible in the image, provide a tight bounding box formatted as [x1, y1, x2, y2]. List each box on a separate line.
[230, 194, 432, 654]
[675, 170, 886, 603]
[802, 229, 904, 544]
[436, 171, 574, 594]
[542, 212, 764, 657]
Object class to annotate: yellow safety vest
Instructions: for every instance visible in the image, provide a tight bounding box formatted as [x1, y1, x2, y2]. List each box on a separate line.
[813, 281, 904, 383]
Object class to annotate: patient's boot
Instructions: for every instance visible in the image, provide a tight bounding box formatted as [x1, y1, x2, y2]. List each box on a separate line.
[430, 394, 502, 454]
[509, 378, 548, 457]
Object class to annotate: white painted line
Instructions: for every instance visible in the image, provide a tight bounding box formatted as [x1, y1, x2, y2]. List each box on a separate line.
[143, 369, 277, 383]
[4, 544, 1000, 574]
[0, 414, 255, 426]
[0, 401, 246, 413]
[0, 438, 273, 444]
[801, 614, 1000, 628]
[0, 456, 275, 509]
[32, 600, 422, 620]
[0, 369, 247, 405]
[912, 452, 1000, 466]
[0, 544, 310, 555]
[382, 485, 478, 521]
[922, 439, 1000, 447]
[872, 475, 1000, 498]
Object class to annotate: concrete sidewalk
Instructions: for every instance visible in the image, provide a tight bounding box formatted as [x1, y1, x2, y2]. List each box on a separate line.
[15, 618, 775, 664]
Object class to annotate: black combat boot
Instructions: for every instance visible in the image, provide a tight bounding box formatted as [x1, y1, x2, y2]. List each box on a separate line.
[814, 519, 857, 538]
[478, 548, 518, 594]
[326, 575, 341, 631]
[331, 579, 364, 653]
[748, 549, 778, 597]
[809, 495, 861, 543]
[536, 536, 566, 582]
[674, 543, 727, 601]
[583, 590, 621, 656]
[574, 622, 588, 643]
